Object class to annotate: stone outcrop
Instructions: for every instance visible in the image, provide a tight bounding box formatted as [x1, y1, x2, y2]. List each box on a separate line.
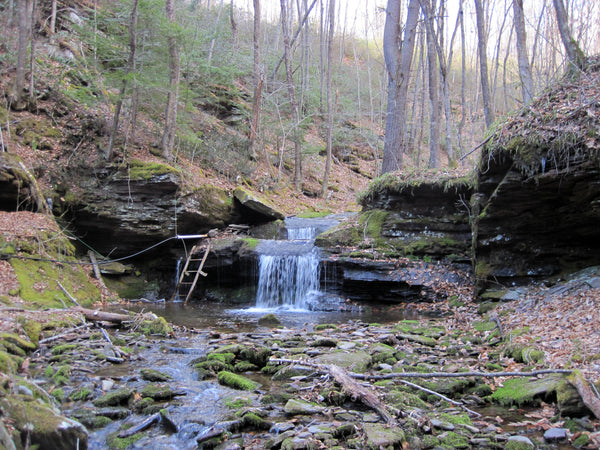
[0, 153, 46, 212]
[233, 186, 285, 222]
[472, 62, 600, 293]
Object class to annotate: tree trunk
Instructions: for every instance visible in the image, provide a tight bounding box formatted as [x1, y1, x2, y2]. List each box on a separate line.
[320, 0, 335, 197]
[106, 0, 139, 161]
[249, 0, 262, 160]
[381, 0, 419, 174]
[513, 0, 534, 104]
[424, 0, 439, 169]
[552, 0, 586, 73]
[161, 0, 180, 161]
[230, 0, 238, 53]
[280, 0, 303, 189]
[11, 0, 33, 109]
[474, 0, 494, 128]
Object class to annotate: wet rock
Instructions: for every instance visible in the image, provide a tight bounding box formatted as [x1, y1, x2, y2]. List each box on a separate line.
[283, 399, 324, 415]
[544, 427, 568, 442]
[265, 430, 295, 449]
[140, 383, 181, 400]
[362, 422, 405, 449]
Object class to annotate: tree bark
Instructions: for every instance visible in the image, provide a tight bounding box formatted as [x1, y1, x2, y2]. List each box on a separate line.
[249, 0, 262, 160]
[474, 0, 494, 128]
[513, 0, 534, 104]
[381, 0, 420, 174]
[161, 0, 180, 161]
[320, 0, 335, 197]
[552, 0, 586, 73]
[423, 0, 440, 169]
[11, 0, 33, 109]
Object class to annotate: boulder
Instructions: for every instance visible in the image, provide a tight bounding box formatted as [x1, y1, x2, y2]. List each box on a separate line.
[233, 187, 285, 222]
[1, 397, 88, 450]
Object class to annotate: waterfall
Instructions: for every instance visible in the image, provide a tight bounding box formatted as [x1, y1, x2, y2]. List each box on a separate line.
[254, 215, 346, 311]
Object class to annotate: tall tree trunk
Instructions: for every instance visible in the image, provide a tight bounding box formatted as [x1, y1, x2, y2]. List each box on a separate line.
[474, 0, 494, 128]
[552, 0, 586, 73]
[513, 0, 534, 104]
[381, 0, 419, 174]
[249, 0, 262, 160]
[207, 0, 224, 66]
[230, 0, 238, 53]
[321, 0, 335, 197]
[423, 0, 439, 169]
[49, 0, 57, 35]
[106, 0, 138, 160]
[28, 0, 37, 106]
[11, 0, 33, 108]
[280, 0, 303, 189]
[270, 0, 318, 80]
[161, 0, 180, 161]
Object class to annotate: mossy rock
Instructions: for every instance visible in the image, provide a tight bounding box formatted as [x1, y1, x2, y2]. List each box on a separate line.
[126, 159, 180, 180]
[504, 343, 545, 363]
[0, 350, 21, 375]
[207, 352, 236, 364]
[0, 332, 37, 353]
[217, 371, 259, 390]
[93, 387, 134, 407]
[258, 313, 281, 327]
[362, 422, 405, 449]
[241, 412, 273, 430]
[140, 368, 171, 382]
[140, 316, 172, 336]
[140, 384, 175, 400]
[194, 359, 233, 375]
[1, 397, 88, 449]
[438, 430, 470, 449]
[238, 346, 272, 367]
[491, 374, 565, 406]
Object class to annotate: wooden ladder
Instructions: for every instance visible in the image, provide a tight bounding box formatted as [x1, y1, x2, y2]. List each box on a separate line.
[170, 242, 211, 304]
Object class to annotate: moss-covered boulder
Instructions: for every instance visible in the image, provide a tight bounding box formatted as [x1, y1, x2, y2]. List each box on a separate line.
[0, 397, 88, 449]
[314, 350, 372, 373]
[217, 371, 259, 391]
[362, 422, 405, 449]
[233, 186, 285, 222]
[491, 373, 565, 406]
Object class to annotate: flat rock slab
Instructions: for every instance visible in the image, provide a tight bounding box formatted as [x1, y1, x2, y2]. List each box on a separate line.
[283, 399, 324, 415]
[233, 187, 284, 221]
[362, 423, 405, 448]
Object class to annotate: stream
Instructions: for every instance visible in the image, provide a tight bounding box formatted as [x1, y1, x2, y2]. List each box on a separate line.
[78, 217, 578, 449]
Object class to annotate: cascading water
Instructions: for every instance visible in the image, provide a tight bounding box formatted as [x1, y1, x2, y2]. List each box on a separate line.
[254, 217, 339, 310]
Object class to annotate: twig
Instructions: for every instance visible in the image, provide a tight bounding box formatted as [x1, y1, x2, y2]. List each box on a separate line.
[39, 324, 90, 344]
[397, 379, 481, 417]
[57, 282, 81, 307]
[118, 413, 161, 438]
[459, 135, 492, 161]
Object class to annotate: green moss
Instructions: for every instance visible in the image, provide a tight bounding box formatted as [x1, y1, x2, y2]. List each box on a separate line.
[18, 318, 42, 347]
[217, 371, 259, 391]
[258, 313, 281, 327]
[0, 350, 20, 374]
[238, 346, 272, 367]
[106, 429, 145, 449]
[297, 211, 330, 218]
[241, 237, 259, 250]
[69, 387, 93, 402]
[52, 344, 79, 355]
[194, 358, 233, 374]
[9, 258, 99, 308]
[140, 316, 172, 336]
[491, 374, 564, 406]
[242, 412, 272, 430]
[359, 209, 388, 241]
[51, 388, 65, 402]
[573, 433, 590, 448]
[224, 396, 252, 409]
[207, 352, 236, 364]
[504, 343, 544, 363]
[140, 369, 171, 382]
[438, 431, 469, 449]
[439, 412, 472, 426]
[126, 159, 179, 180]
[314, 324, 339, 331]
[52, 365, 71, 386]
[0, 333, 36, 353]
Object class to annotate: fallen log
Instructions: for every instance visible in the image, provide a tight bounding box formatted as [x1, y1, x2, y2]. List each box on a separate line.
[75, 307, 132, 324]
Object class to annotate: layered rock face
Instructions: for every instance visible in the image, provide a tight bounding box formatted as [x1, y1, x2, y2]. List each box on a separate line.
[473, 62, 600, 293]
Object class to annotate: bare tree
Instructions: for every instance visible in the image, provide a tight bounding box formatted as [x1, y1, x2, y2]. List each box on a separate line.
[249, 0, 263, 160]
[381, 0, 420, 174]
[422, 0, 440, 169]
[280, 0, 303, 189]
[321, 0, 335, 197]
[106, 0, 139, 160]
[474, 0, 494, 127]
[513, 0, 534, 103]
[161, 0, 180, 161]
